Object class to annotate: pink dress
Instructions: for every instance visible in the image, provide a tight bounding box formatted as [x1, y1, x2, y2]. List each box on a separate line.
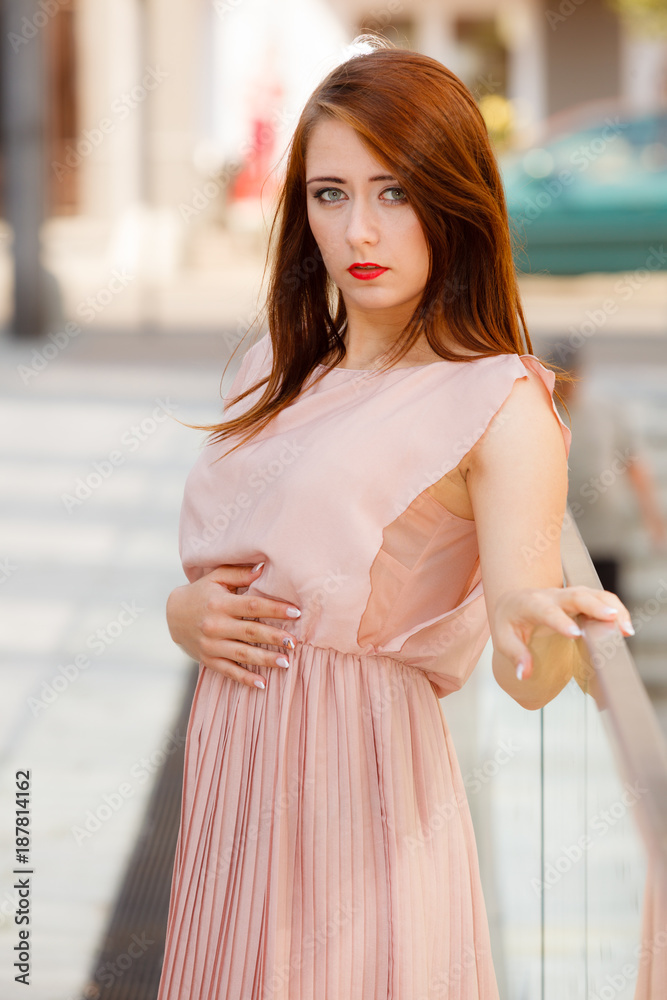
[156, 333, 572, 1000]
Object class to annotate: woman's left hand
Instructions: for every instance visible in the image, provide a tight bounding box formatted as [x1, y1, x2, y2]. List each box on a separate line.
[492, 584, 635, 681]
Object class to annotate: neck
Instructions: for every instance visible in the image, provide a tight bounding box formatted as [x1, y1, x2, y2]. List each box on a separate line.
[334, 322, 447, 370]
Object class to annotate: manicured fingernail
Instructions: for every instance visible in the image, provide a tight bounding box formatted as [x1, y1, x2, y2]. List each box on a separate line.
[622, 621, 635, 635]
[254, 679, 265, 689]
[252, 561, 265, 573]
[282, 636, 295, 649]
[286, 607, 301, 618]
[568, 623, 583, 637]
[603, 606, 618, 616]
[276, 656, 289, 668]
[516, 662, 526, 680]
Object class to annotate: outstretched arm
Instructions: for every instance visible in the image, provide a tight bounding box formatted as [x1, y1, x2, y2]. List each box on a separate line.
[466, 367, 633, 711]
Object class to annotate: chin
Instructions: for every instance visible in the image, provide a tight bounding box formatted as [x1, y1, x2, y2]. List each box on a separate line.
[347, 295, 398, 312]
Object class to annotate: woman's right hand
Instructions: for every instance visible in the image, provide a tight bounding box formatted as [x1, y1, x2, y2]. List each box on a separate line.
[166, 562, 301, 690]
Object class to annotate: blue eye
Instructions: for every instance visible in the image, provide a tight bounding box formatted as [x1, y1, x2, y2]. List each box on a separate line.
[313, 188, 343, 202]
[311, 186, 407, 204]
[383, 187, 407, 202]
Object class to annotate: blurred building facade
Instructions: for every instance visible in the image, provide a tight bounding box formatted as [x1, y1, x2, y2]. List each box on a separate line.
[0, 0, 663, 313]
[41, 1, 665, 213]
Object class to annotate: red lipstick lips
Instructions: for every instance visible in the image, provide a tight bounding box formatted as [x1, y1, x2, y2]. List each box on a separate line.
[347, 262, 389, 280]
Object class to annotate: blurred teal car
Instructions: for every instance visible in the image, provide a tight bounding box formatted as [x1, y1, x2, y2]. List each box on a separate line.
[500, 105, 667, 274]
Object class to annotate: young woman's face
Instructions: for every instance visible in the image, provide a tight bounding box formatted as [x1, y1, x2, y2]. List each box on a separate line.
[305, 118, 430, 321]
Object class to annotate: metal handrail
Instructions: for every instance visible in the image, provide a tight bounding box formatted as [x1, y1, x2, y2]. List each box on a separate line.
[560, 507, 667, 870]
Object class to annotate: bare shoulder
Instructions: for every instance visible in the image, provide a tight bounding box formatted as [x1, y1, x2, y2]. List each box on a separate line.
[460, 362, 564, 480]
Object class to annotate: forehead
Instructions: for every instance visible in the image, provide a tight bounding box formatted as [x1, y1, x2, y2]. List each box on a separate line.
[305, 118, 384, 169]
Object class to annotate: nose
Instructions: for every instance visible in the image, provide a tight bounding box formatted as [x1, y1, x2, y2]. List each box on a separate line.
[344, 195, 379, 250]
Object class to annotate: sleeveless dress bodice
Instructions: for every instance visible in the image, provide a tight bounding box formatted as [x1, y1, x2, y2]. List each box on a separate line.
[178, 333, 572, 698]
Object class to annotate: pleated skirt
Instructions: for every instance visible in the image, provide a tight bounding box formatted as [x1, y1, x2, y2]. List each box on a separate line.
[155, 642, 499, 1000]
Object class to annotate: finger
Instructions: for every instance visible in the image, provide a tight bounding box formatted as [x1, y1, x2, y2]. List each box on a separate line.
[235, 593, 302, 622]
[200, 657, 268, 690]
[199, 614, 297, 651]
[205, 561, 267, 590]
[231, 617, 297, 651]
[214, 638, 292, 672]
[557, 586, 634, 636]
[508, 588, 585, 642]
[595, 589, 635, 635]
[495, 622, 534, 681]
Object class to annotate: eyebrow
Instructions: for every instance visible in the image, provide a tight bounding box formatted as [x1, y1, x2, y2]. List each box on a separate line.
[306, 174, 398, 184]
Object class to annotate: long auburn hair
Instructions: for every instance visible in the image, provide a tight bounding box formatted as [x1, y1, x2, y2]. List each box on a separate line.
[197, 36, 573, 456]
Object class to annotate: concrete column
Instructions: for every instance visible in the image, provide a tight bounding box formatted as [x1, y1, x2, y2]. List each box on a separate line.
[620, 31, 667, 110]
[1, 0, 51, 335]
[414, 0, 460, 74]
[75, 0, 142, 218]
[542, 0, 621, 118]
[502, 1, 547, 142]
[145, 0, 202, 209]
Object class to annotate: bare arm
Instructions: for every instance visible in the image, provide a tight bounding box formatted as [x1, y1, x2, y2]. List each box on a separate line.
[465, 368, 633, 710]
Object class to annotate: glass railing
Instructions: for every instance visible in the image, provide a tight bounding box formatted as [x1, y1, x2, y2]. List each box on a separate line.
[442, 506, 667, 999]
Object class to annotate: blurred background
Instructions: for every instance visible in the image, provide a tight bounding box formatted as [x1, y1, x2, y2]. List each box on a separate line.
[0, 1, 666, 998]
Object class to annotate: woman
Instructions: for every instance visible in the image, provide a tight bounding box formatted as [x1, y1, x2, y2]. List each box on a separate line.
[156, 40, 633, 1000]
